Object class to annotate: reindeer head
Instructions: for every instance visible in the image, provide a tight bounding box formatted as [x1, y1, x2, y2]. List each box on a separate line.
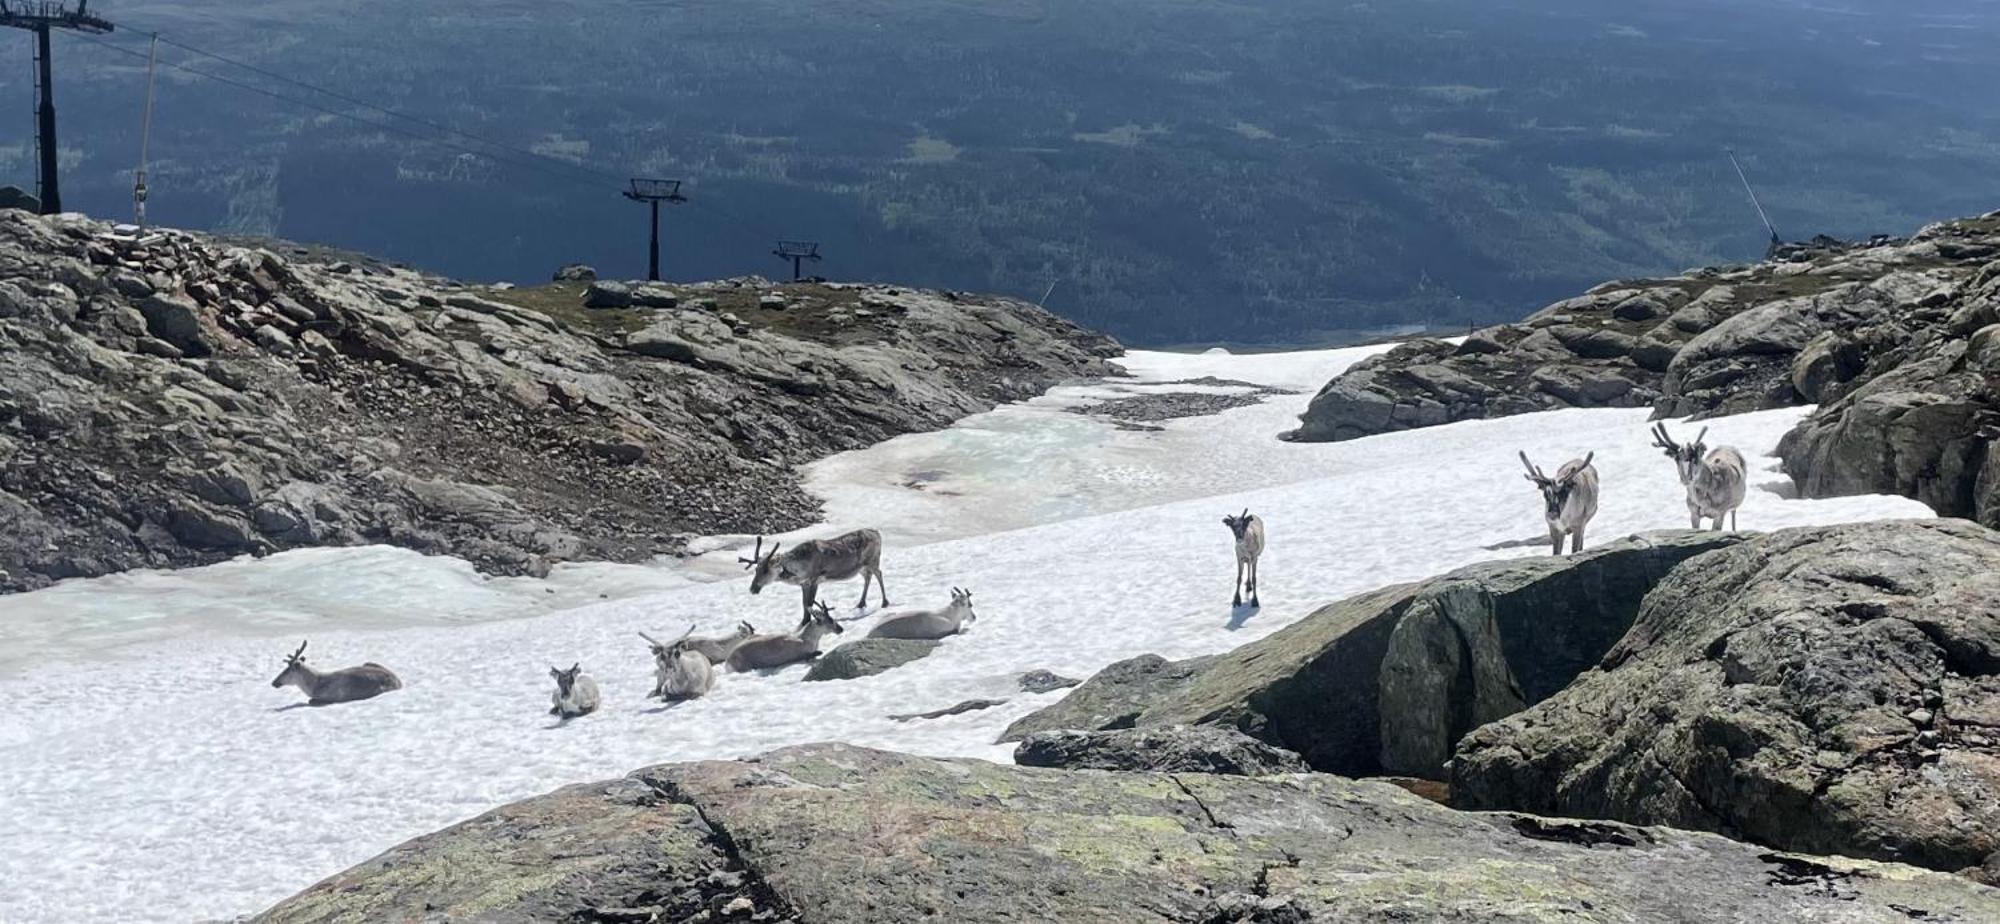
[732, 620, 756, 640]
[1649, 423, 1706, 485]
[550, 663, 583, 697]
[1221, 509, 1254, 539]
[739, 536, 785, 594]
[950, 586, 977, 623]
[639, 626, 695, 662]
[1520, 451, 1593, 520]
[271, 640, 312, 689]
[802, 600, 844, 636]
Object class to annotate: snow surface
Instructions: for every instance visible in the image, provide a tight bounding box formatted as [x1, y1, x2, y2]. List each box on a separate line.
[0, 346, 1934, 923]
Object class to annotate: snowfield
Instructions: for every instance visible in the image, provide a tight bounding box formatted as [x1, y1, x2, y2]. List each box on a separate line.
[0, 346, 1934, 923]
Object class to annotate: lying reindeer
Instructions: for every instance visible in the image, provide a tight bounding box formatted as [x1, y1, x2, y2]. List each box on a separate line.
[1650, 422, 1746, 530]
[1222, 509, 1265, 607]
[641, 633, 714, 701]
[726, 601, 844, 672]
[741, 530, 889, 616]
[270, 640, 402, 706]
[868, 587, 977, 640]
[548, 663, 601, 718]
[1520, 451, 1599, 555]
[642, 622, 756, 666]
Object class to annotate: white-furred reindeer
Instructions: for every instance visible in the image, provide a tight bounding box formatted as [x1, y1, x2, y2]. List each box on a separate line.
[640, 632, 715, 701]
[726, 601, 845, 672]
[741, 530, 889, 616]
[1519, 451, 1599, 555]
[868, 587, 977, 640]
[270, 640, 402, 706]
[1222, 509, 1264, 607]
[1650, 422, 1746, 530]
[548, 663, 601, 718]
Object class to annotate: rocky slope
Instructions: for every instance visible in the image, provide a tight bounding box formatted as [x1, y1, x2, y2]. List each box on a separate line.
[1454, 520, 2000, 877]
[254, 742, 2000, 923]
[0, 210, 1117, 591]
[1284, 212, 2000, 526]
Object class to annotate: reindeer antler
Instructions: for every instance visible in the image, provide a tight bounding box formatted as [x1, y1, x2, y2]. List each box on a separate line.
[637, 631, 665, 650]
[286, 640, 308, 663]
[738, 536, 766, 569]
[1694, 427, 1709, 448]
[1519, 451, 1549, 484]
[1650, 422, 1680, 452]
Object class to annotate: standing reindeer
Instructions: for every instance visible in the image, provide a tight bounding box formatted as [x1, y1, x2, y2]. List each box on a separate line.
[269, 640, 402, 706]
[1650, 422, 1747, 530]
[548, 663, 601, 718]
[726, 601, 845, 672]
[869, 587, 977, 640]
[1222, 509, 1264, 607]
[640, 633, 715, 701]
[1519, 451, 1600, 555]
[741, 530, 889, 616]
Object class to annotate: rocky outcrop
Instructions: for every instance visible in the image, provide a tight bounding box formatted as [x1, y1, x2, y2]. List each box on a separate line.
[802, 638, 939, 681]
[998, 652, 1218, 742]
[0, 212, 1117, 590]
[255, 743, 2000, 923]
[1013, 725, 1308, 775]
[1287, 212, 2000, 443]
[1453, 520, 2000, 876]
[1004, 533, 1740, 778]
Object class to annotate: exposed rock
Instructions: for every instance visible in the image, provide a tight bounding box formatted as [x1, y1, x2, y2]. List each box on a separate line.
[1290, 214, 2000, 442]
[888, 698, 1009, 721]
[999, 652, 1218, 742]
[1014, 725, 1308, 775]
[255, 743, 2000, 923]
[551, 262, 596, 282]
[1017, 669, 1081, 693]
[0, 210, 1118, 591]
[1011, 533, 1741, 778]
[0, 185, 38, 213]
[802, 638, 940, 681]
[1453, 520, 2000, 874]
[581, 279, 632, 308]
[629, 283, 679, 309]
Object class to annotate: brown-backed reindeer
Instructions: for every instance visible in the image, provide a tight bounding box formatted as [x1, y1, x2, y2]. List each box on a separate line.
[1222, 509, 1264, 607]
[726, 601, 845, 672]
[642, 622, 756, 666]
[548, 663, 601, 718]
[270, 640, 402, 706]
[1519, 451, 1599, 555]
[869, 588, 977, 640]
[1650, 422, 1747, 530]
[740, 530, 888, 616]
[640, 633, 714, 701]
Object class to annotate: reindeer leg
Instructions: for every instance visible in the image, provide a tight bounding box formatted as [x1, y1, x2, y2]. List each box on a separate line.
[1547, 524, 1563, 556]
[1233, 559, 1243, 607]
[1249, 557, 1260, 607]
[802, 583, 816, 620]
[875, 567, 890, 607]
[1572, 523, 1586, 554]
[856, 571, 873, 609]
[1730, 509, 1738, 532]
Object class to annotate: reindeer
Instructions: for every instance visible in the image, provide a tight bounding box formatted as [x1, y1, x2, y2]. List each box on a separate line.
[869, 587, 977, 640]
[1650, 422, 1747, 530]
[740, 530, 889, 616]
[640, 633, 715, 701]
[1222, 509, 1264, 607]
[642, 622, 756, 666]
[1519, 451, 1599, 555]
[270, 640, 402, 706]
[726, 601, 845, 672]
[548, 663, 601, 718]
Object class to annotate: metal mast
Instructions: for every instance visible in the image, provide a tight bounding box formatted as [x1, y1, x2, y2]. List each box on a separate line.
[770, 240, 821, 281]
[1725, 147, 1781, 251]
[622, 178, 687, 281]
[1, 1, 114, 214]
[133, 29, 156, 227]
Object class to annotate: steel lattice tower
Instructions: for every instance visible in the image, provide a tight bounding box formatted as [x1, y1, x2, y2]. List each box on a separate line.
[2, 1, 113, 214]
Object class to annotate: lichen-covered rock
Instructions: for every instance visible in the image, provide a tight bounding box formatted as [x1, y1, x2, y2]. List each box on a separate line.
[254, 743, 2000, 924]
[803, 638, 939, 681]
[1014, 725, 1308, 775]
[1453, 520, 2000, 874]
